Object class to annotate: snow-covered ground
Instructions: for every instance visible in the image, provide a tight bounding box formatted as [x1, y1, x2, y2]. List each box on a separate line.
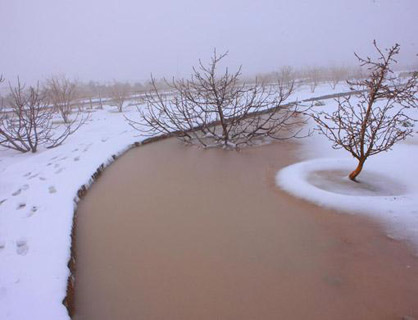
[0, 106, 145, 319]
[0, 82, 378, 320]
[277, 98, 418, 251]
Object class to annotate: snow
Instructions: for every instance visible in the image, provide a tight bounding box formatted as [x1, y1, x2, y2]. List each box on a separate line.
[0, 82, 402, 320]
[0, 105, 145, 320]
[276, 98, 418, 250]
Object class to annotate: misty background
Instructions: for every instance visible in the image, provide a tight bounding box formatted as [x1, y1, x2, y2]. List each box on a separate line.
[0, 0, 417, 85]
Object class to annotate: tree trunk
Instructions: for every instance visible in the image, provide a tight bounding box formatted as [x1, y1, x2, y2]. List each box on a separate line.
[349, 159, 365, 182]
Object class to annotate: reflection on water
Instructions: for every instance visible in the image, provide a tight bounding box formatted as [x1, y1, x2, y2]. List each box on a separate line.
[74, 139, 418, 320]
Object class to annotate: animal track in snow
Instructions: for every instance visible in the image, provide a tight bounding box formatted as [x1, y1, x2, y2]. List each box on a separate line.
[21, 184, 29, 191]
[23, 172, 31, 177]
[17, 203, 26, 210]
[72, 148, 79, 152]
[12, 189, 22, 196]
[0, 240, 5, 250]
[101, 137, 108, 142]
[16, 239, 28, 256]
[54, 163, 60, 169]
[74, 156, 80, 161]
[27, 206, 38, 217]
[39, 176, 47, 181]
[48, 186, 57, 194]
[83, 143, 93, 152]
[28, 173, 39, 179]
[0, 199, 7, 206]
[55, 168, 64, 174]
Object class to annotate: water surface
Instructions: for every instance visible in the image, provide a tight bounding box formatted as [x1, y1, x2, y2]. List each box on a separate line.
[74, 139, 418, 319]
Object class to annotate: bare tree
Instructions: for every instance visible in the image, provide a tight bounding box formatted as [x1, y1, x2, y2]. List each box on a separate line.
[127, 51, 309, 149]
[306, 67, 323, 93]
[0, 79, 86, 153]
[278, 65, 296, 90]
[311, 41, 418, 181]
[110, 82, 130, 112]
[45, 75, 78, 123]
[327, 66, 349, 90]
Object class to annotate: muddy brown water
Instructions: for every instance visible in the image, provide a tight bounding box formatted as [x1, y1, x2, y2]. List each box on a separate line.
[74, 138, 418, 320]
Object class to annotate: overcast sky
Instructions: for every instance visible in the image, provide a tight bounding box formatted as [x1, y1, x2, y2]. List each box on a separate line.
[0, 0, 417, 84]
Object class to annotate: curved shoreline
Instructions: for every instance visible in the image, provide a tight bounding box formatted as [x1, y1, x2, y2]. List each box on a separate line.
[64, 133, 175, 317]
[72, 138, 418, 319]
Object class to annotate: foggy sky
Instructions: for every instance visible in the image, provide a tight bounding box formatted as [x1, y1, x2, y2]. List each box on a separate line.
[0, 0, 417, 84]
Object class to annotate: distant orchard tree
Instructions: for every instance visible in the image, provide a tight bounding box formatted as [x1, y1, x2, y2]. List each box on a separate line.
[110, 82, 131, 112]
[278, 66, 296, 90]
[45, 75, 78, 123]
[0, 79, 86, 153]
[327, 66, 349, 90]
[312, 41, 418, 181]
[306, 67, 323, 93]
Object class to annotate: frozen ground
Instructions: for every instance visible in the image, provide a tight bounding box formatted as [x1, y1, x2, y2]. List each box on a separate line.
[277, 98, 418, 251]
[0, 82, 368, 320]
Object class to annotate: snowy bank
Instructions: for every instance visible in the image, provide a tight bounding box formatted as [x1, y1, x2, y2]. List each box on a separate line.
[277, 97, 418, 250]
[0, 106, 147, 319]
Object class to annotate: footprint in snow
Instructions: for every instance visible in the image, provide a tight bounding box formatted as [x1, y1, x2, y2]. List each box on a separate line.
[12, 189, 22, 196]
[23, 172, 31, 177]
[50, 156, 58, 161]
[83, 143, 93, 152]
[28, 173, 39, 179]
[74, 156, 80, 162]
[49, 186, 57, 194]
[39, 176, 47, 181]
[21, 184, 29, 191]
[59, 156, 68, 161]
[72, 148, 79, 152]
[27, 206, 38, 217]
[54, 163, 60, 169]
[16, 239, 28, 256]
[0, 199, 7, 206]
[101, 137, 108, 142]
[0, 240, 5, 250]
[55, 168, 64, 174]
[17, 203, 26, 210]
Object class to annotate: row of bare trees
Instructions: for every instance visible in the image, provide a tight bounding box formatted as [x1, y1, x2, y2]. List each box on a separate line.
[0, 77, 87, 153]
[1, 41, 416, 182]
[256, 65, 366, 93]
[127, 42, 417, 181]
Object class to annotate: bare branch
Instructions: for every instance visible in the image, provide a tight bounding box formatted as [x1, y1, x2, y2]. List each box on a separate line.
[127, 51, 310, 149]
[311, 41, 418, 181]
[0, 79, 87, 153]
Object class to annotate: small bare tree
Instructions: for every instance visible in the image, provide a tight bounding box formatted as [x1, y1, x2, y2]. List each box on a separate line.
[327, 66, 349, 90]
[0, 79, 86, 153]
[127, 51, 309, 149]
[312, 41, 418, 181]
[110, 82, 130, 112]
[45, 75, 78, 123]
[278, 65, 296, 90]
[306, 67, 323, 93]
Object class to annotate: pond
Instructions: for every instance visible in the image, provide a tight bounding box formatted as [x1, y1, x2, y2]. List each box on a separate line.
[74, 138, 418, 320]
